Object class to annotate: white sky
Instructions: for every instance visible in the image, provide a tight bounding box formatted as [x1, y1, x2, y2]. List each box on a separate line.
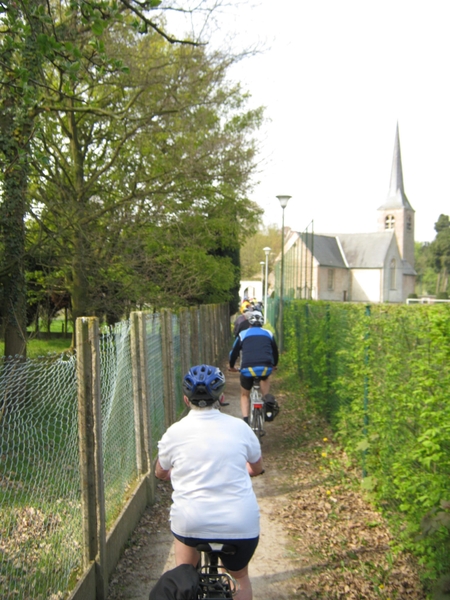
[207, 0, 450, 243]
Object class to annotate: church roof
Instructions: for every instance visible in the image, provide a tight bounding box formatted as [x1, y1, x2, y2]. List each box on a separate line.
[298, 233, 347, 268]
[337, 232, 396, 268]
[299, 231, 397, 269]
[378, 123, 413, 211]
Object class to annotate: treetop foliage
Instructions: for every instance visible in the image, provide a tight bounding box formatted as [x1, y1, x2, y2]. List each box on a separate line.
[0, 0, 264, 353]
[240, 223, 282, 279]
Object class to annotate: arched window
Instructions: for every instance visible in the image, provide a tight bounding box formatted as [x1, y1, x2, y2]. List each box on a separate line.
[385, 215, 395, 229]
[390, 259, 396, 290]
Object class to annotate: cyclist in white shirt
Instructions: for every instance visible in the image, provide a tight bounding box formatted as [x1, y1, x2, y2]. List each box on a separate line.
[155, 364, 264, 600]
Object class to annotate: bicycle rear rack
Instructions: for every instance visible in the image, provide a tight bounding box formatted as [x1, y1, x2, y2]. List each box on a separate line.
[197, 567, 236, 598]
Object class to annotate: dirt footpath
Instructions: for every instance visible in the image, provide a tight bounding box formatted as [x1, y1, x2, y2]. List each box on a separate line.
[107, 369, 303, 600]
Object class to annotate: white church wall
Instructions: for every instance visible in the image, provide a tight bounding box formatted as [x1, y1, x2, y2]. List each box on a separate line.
[350, 269, 382, 302]
[317, 266, 350, 302]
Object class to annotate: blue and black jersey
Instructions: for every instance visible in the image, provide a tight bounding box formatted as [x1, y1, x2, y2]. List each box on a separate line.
[229, 327, 279, 374]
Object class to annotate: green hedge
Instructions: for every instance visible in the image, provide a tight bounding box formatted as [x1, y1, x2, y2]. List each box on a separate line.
[284, 300, 450, 589]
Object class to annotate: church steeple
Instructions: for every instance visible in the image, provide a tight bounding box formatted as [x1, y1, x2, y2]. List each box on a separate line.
[379, 123, 412, 210]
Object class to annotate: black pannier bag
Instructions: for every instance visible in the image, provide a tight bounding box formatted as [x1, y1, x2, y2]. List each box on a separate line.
[263, 394, 279, 422]
[149, 564, 200, 600]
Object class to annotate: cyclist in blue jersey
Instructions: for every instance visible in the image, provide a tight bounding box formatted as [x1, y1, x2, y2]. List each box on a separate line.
[229, 311, 279, 423]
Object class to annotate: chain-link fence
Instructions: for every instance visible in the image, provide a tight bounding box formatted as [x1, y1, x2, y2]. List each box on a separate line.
[0, 353, 80, 600]
[0, 303, 231, 600]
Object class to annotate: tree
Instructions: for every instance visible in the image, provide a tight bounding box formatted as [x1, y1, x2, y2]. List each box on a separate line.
[429, 214, 450, 294]
[25, 25, 263, 330]
[414, 241, 436, 297]
[1, 0, 259, 353]
[240, 224, 281, 279]
[0, 0, 50, 357]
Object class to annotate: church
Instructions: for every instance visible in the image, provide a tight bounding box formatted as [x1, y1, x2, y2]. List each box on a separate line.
[279, 125, 416, 303]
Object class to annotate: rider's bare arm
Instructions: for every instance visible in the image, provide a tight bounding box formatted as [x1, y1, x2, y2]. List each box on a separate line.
[155, 458, 171, 481]
[247, 457, 264, 477]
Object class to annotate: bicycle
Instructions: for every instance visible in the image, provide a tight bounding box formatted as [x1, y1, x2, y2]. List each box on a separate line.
[196, 542, 237, 598]
[249, 377, 265, 440]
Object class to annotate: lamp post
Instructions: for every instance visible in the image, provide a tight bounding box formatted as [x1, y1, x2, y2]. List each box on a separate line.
[260, 261, 265, 302]
[276, 195, 291, 352]
[263, 247, 271, 313]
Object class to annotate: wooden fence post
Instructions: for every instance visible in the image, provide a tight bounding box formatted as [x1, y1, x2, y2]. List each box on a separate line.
[161, 309, 176, 427]
[76, 317, 107, 600]
[130, 311, 153, 504]
[138, 312, 155, 501]
[179, 308, 190, 378]
[189, 306, 200, 366]
[215, 305, 221, 361]
[199, 305, 207, 363]
[205, 305, 212, 363]
[130, 312, 144, 476]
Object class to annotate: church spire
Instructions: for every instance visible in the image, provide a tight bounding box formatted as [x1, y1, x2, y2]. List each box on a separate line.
[378, 123, 412, 210]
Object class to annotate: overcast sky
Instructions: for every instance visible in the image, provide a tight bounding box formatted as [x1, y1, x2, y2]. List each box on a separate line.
[203, 0, 450, 243]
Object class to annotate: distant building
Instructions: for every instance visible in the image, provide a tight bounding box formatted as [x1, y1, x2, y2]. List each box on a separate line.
[277, 125, 416, 303]
[239, 280, 263, 303]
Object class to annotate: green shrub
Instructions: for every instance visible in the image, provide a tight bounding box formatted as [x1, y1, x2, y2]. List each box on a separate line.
[283, 300, 450, 592]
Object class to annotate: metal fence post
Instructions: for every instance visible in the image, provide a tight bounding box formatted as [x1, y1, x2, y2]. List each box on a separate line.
[76, 317, 107, 600]
[363, 304, 371, 478]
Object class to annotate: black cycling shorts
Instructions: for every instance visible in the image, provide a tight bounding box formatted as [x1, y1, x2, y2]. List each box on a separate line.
[172, 532, 259, 572]
[240, 373, 269, 391]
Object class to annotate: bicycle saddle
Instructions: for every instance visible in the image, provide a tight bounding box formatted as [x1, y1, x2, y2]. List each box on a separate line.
[196, 542, 236, 555]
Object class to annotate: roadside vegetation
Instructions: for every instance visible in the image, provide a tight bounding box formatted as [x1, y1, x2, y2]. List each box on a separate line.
[280, 300, 450, 598]
[415, 214, 450, 298]
[270, 365, 428, 600]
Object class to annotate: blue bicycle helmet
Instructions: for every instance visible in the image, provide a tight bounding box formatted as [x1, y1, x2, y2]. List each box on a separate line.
[182, 365, 226, 406]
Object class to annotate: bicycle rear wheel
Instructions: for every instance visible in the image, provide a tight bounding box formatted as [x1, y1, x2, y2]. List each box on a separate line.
[250, 407, 265, 440]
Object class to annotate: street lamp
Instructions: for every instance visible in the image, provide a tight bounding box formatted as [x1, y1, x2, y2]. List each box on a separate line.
[263, 247, 271, 313]
[260, 261, 265, 302]
[277, 195, 291, 352]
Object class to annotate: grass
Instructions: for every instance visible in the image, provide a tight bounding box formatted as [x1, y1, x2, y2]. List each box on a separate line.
[1, 319, 73, 359]
[0, 500, 82, 600]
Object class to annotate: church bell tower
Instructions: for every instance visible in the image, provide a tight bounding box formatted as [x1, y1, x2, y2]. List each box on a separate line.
[377, 124, 415, 269]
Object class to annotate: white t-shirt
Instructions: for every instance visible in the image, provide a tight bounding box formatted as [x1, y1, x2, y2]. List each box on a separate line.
[157, 408, 261, 539]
